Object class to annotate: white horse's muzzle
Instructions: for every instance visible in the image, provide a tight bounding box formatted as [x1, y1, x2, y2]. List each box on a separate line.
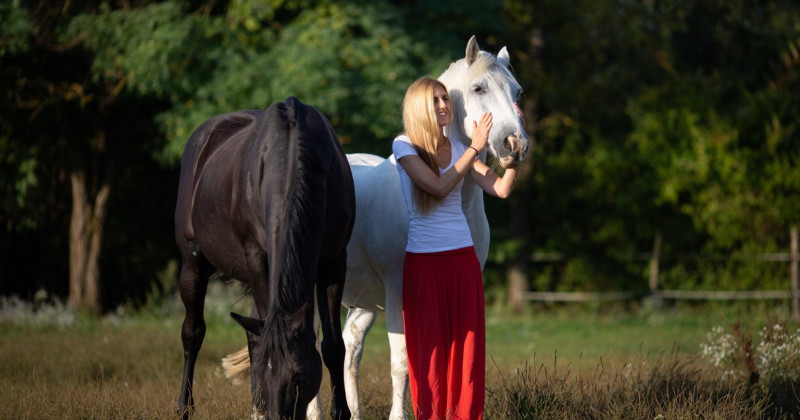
[500, 134, 529, 165]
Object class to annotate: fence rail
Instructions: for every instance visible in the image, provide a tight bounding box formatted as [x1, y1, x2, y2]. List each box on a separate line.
[513, 226, 800, 321]
[522, 291, 636, 302]
[657, 290, 793, 300]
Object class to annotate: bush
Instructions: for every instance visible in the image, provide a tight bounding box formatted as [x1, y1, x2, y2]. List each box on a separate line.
[0, 290, 78, 328]
[700, 319, 800, 418]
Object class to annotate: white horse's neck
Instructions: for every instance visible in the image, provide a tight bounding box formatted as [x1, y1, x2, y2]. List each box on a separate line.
[440, 59, 486, 218]
[448, 126, 489, 266]
[461, 172, 485, 218]
[446, 126, 483, 206]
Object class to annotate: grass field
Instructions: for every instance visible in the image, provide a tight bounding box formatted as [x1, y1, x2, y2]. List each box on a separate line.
[1, 286, 798, 419]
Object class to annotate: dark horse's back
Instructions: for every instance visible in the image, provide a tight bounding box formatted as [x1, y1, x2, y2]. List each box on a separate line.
[174, 97, 354, 420]
[175, 97, 354, 282]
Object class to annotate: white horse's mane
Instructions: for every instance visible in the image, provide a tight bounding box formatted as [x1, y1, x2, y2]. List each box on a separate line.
[442, 52, 497, 82]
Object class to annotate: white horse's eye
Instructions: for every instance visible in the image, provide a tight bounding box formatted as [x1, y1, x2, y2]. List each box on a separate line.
[473, 86, 485, 93]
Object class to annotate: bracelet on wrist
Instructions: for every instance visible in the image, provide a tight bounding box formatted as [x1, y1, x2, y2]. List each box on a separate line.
[468, 146, 480, 160]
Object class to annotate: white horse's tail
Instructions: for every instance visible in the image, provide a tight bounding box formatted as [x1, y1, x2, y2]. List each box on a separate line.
[221, 346, 251, 385]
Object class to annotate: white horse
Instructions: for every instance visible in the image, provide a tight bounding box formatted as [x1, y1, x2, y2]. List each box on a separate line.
[340, 36, 529, 420]
[222, 36, 530, 420]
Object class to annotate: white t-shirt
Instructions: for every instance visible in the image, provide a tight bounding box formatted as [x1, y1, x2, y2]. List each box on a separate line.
[392, 135, 473, 253]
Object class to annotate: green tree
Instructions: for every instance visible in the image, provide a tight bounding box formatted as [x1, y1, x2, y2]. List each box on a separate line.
[512, 0, 800, 293]
[1, 0, 176, 312]
[9, 0, 795, 310]
[624, 0, 800, 289]
[1, 0, 508, 309]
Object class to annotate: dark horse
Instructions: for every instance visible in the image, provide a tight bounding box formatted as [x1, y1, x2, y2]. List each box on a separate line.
[174, 97, 354, 420]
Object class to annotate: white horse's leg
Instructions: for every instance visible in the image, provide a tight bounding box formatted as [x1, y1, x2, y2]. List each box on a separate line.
[342, 307, 377, 420]
[306, 386, 324, 420]
[306, 290, 324, 420]
[306, 393, 324, 420]
[385, 278, 408, 420]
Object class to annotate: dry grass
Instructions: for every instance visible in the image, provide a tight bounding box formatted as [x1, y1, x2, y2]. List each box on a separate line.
[0, 321, 252, 419]
[485, 355, 769, 419]
[1, 298, 797, 419]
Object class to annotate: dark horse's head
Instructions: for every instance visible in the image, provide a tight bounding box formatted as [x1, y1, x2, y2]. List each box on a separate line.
[232, 303, 321, 419]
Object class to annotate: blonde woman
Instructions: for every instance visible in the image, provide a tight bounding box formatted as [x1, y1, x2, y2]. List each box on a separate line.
[392, 77, 518, 420]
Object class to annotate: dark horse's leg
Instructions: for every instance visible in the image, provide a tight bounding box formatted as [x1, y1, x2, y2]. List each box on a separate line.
[317, 254, 352, 420]
[176, 248, 213, 419]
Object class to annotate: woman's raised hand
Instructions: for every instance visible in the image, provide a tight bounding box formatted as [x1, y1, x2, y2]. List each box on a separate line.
[471, 113, 493, 152]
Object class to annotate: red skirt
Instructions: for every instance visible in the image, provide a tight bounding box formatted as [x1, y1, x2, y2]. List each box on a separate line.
[402, 246, 485, 420]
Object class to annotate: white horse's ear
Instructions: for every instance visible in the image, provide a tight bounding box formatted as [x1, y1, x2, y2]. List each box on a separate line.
[498, 47, 510, 67]
[466, 35, 480, 66]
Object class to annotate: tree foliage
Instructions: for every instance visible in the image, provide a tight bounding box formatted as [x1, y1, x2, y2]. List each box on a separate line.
[1, 0, 798, 309]
[513, 0, 800, 292]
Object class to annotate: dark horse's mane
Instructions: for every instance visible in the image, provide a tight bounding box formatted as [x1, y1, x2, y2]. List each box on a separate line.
[262, 100, 322, 359]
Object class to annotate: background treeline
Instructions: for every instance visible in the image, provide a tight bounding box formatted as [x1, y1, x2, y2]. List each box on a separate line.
[1, 0, 799, 313]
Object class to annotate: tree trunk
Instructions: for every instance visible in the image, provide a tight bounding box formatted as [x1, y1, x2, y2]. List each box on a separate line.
[68, 169, 110, 315]
[506, 159, 533, 313]
[506, 27, 543, 313]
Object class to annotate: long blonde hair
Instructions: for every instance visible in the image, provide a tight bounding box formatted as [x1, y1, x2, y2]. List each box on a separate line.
[401, 77, 451, 213]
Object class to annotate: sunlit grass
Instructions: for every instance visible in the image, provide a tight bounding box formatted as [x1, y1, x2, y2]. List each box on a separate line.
[1, 285, 797, 419]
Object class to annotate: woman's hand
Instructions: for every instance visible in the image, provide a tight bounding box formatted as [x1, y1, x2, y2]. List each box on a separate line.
[500, 160, 519, 170]
[470, 113, 492, 152]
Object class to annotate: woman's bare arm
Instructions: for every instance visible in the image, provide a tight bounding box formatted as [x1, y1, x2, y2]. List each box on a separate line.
[469, 160, 517, 199]
[398, 113, 492, 198]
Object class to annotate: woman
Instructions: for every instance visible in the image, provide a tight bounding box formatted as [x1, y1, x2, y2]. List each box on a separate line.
[392, 77, 519, 420]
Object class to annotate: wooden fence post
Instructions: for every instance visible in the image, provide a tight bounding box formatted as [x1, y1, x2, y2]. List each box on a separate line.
[507, 264, 527, 314]
[649, 232, 662, 306]
[791, 226, 799, 321]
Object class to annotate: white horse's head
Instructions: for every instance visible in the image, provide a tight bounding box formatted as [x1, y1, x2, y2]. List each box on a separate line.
[439, 36, 530, 167]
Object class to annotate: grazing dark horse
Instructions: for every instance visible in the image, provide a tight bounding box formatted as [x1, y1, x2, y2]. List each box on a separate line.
[174, 97, 354, 420]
